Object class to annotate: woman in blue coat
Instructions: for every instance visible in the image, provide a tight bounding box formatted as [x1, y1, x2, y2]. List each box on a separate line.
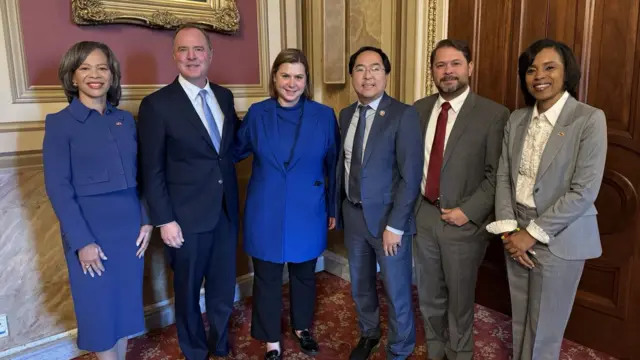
[42, 41, 152, 360]
[235, 48, 339, 360]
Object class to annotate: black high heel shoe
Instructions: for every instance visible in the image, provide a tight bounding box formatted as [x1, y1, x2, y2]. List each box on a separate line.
[292, 329, 320, 355]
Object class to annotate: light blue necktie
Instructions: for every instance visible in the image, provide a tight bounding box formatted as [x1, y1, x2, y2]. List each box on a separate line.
[198, 89, 221, 152]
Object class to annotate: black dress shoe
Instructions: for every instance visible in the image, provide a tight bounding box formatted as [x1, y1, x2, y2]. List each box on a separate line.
[292, 329, 320, 355]
[349, 336, 380, 360]
[264, 350, 281, 360]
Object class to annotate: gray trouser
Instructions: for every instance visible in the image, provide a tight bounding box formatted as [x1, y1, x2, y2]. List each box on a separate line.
[507, 203, 585, 360]
[414, 199, 488, 360]
[343, 199, 416, 359]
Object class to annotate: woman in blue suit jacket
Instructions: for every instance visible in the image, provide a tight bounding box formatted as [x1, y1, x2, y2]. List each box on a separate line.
[42, 41, 151, 360]
[235, 49, 339, 360]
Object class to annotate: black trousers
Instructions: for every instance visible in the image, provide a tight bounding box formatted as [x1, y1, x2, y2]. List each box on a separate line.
[167, 208, 237, 360]
[251, 257, 318, 342]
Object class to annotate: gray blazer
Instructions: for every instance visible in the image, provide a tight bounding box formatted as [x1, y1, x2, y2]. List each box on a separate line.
[414, 91, 510, 235]
[335, 93, 424, 237]
[495, 95, 607, 260]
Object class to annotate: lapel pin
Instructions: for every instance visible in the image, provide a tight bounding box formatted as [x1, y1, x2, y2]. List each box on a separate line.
[379, 110, 385, 116]
[115, 121, 123, 126]
[558, 132, 565, 136]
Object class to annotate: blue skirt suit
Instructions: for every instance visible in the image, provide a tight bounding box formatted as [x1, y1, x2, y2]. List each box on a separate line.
[235, 97, 339, 341]
[42, 98, 148, 352]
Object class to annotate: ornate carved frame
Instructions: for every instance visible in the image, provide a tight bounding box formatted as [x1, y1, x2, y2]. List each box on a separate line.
[71, 0, 240, 34]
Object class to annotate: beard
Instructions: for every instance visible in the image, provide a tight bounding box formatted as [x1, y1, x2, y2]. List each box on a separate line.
[436, 75, 467, 94]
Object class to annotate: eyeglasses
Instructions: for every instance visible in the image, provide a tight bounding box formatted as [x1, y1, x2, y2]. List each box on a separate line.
[353, 65, 384, 75]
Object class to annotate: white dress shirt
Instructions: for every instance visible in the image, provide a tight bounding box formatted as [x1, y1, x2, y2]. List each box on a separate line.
[343, 95, 403, 235]
[343, 95, 383, 189]
[420, 86, 470, 196]
[486, 91, 570, 244]
[178, 74, 225, 137]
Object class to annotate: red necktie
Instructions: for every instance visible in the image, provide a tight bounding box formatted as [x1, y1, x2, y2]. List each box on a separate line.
[425, 102, 451, 202]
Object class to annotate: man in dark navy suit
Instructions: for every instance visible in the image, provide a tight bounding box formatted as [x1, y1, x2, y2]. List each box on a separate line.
[335, 46, 423, 360]
[138, 24, 241, 360]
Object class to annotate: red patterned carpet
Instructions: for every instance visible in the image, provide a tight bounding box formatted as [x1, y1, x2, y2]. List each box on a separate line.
[75, 272, 616, 360]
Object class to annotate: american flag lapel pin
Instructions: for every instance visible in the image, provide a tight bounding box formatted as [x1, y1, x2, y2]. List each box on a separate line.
[379, 110, 386, 116]
[115, 121, 123, 126]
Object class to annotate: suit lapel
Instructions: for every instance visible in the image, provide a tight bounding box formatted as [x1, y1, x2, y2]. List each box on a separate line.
[442, 93, 476, 169]
[170, 79, 216, 151]
[510, 109, 532, 186]
[420, 96, 437, 147]
[341, 102, 358, 146]
[363, 94, 392, 167]
[211, 85, 233, 155]
[338, 102, 357, 190]
[535, 96, 577, 182]
[287, 98, 319, 170]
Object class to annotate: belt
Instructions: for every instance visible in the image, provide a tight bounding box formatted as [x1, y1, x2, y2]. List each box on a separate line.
[423, 196, 440, 209]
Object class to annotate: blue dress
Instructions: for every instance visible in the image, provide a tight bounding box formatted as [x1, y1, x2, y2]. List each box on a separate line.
[42, 98, 146, 352]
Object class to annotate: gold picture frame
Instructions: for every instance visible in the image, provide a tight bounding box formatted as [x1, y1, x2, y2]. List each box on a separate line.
[71, 0, 240, 34]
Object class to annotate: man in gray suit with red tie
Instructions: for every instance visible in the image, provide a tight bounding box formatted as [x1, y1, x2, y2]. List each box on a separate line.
[412, 39, 510, 360]
[335, 46, 423, 360]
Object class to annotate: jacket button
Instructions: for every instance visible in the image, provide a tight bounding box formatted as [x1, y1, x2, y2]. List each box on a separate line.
[218, 179, 223, 184]
[534, 188, 539, 193]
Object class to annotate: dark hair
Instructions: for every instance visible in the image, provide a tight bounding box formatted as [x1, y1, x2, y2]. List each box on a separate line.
[518, 39, 581, 106]
[348, 46, 391, 75]
[430, 39, 472, 67]
[269, 48, 312, 99]
[58, 41, 122, 106]
[173, 23, 212, 51]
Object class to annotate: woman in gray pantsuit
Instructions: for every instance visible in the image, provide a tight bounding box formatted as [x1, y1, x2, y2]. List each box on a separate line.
[486, 39, 607, 360]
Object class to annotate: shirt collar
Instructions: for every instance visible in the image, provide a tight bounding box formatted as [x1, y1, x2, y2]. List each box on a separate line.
[532, 91, 569, 126]
[358, 93, 384, 111]
[178, 74, 212, 101]
[68, 97, 115, 122]
[436, 86, 470, 113]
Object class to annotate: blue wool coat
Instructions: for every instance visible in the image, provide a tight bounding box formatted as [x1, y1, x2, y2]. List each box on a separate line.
[235, 97, 339, 263]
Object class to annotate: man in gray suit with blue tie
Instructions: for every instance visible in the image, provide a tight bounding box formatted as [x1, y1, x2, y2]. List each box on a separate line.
[335, 46, 423, 360]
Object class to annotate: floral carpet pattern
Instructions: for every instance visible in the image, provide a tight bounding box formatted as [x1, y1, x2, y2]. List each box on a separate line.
[75, 272, 616, 360]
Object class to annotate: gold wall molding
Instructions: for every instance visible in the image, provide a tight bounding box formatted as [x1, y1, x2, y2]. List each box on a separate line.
[71, 0, 240, 34]
[0, 0, 270, 104]
[279, 0, 302, 49]
[322, 0, 346, 84]
[398, 0, 444, 103]
[0, 121, 45, 133]
[424, 0, 438, 96]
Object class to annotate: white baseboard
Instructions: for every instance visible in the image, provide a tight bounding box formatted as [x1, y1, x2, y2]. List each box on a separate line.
[2, 254, 332, 360]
